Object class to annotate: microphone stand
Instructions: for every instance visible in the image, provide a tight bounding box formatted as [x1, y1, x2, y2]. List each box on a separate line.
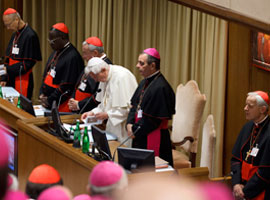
[19, 65, 23, 95]
[112, 125, 141, 162]
[57, 90, 70, 109]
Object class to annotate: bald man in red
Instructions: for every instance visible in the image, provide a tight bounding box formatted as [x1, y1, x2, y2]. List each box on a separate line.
[2, 8, 42, 99]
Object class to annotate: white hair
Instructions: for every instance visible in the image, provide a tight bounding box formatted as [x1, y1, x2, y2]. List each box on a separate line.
[248, 92, 269, 110]
[85, 57, 109, 75]
[90, 168, 128, 196]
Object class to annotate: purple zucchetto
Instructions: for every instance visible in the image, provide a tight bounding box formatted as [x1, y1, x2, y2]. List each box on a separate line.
[143, 48, 160, 60]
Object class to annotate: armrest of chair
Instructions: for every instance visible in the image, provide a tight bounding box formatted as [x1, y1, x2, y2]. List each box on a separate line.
[172, 136, 195, 149]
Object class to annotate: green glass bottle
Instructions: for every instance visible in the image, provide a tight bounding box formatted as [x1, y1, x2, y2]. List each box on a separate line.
[0, 86, 3, 98]
[82, 126, 89, 154]
[73, 119, 81, 148]
[16, 96, 22, 109]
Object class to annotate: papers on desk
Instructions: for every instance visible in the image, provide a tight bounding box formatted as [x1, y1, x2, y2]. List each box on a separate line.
[155, 156, 174, 172]
[2, 87, 20, 99]
[33, 105, 49, 116]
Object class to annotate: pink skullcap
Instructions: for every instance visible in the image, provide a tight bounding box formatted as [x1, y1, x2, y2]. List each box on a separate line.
[0, 126, 9, 167]
[73, 194, 92, 200]
[90, 161, 123, 187]
[3, 191, 28, 200]
[28, 164, 61, 184]
[3, 8, 17, 15]
[91, 195, 111, 200]
[86, 37, 103, 47]
[255, 91, 270, 105]
[52, 23, 69, 34]
[143, 48, 160, 59]
[37, 186, 71, 200]
[7, 174, 13, 187]
[200, 182, 234, 200]
[7, 173, 19, 191]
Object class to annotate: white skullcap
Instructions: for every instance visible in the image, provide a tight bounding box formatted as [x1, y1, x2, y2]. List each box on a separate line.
[85, 57, 107, 75]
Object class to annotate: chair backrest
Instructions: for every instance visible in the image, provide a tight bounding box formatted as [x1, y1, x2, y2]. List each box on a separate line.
[200, 114, 216, 178]
[171, 80, 206, 154]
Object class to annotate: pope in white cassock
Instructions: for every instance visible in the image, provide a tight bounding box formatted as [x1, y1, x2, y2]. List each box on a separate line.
[81, 57, 138, 146]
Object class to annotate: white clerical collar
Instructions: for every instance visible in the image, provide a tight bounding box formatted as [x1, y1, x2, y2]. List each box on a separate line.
[100, 53, 107, 60]
[146, 70, 160, 79]
[255, 115, 268, 126]
[64, 42, 70, 48]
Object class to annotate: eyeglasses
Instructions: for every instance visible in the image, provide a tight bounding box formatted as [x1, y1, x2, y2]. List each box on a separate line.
[47, 37, 61, 44]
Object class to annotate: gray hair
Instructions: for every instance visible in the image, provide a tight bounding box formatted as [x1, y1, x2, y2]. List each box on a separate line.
[82, 41, 104, 54]
[248, 92, 269, 109]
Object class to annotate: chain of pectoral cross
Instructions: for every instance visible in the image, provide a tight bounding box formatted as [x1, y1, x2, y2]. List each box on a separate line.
[245, 123, 266, 161]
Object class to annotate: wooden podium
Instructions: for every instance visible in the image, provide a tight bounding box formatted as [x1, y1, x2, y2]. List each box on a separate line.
[16, 116, 119, 195]
[0, 98, 34, 130]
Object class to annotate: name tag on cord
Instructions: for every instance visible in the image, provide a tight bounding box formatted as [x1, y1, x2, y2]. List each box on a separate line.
[78, 82, 86, 91]
[137, 109, 143, 118]
[250, 146, 259, 157]
[12, 47, 19, 55]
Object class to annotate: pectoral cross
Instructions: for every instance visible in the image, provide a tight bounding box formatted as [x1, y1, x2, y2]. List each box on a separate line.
[245, 150, 251, 161]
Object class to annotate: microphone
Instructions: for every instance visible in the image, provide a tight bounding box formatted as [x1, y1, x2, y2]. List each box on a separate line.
[57, 90, 70, 109]
[19, 65, 23, 95]
[112, 125, 141, 162]
[79, 88, 101, 115]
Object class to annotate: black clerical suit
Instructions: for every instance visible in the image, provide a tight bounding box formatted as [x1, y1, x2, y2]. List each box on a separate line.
[231, 116, 270, 200]
[127, 72, 175, 166]
[40, 43, 84, 111]
[3, 25, 42, 99]
[70, 56, 112, 113]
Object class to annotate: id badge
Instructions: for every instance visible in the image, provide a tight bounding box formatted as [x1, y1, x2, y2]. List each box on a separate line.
[137, 109, 143, 118]
[12, 47, 19, 55]
[50, 68, 56, 78]
[251, 145, 259, 157]
[78, 82, 86, 91]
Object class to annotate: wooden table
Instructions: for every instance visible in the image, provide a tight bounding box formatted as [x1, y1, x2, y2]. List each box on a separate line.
[0, 98, 34, 130]
[16, 116, 120, 195]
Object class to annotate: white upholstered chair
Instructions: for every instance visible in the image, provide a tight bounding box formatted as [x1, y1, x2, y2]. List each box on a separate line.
[200, 114, 216, 178]
[171, 80, 206, 168]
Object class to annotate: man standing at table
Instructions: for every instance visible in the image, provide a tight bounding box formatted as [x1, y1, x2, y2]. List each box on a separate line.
[1, 8, 42, 99]
[231, 91, 270, 200]
[81, 57, 137, 145]
[68, 36, 112, 113]
[39, 23, 84, 111]
[126, 48, 175, 166]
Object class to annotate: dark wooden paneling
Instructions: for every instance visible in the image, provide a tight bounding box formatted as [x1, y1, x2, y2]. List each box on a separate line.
[223, 22, 251, 174]
[169, 0, 270, 34]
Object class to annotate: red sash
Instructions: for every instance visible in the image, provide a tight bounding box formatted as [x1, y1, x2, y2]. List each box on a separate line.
[9, 58, 31, 97]
[241, 161, 265, 200]
[74, 89, 92, 101]
[44, 73, 69, 112]
[135, 113, 168, 156]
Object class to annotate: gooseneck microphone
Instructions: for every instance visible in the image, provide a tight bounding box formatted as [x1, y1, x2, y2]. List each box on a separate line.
[112, 125, 141, 162]
[57, 90, 70, 109]
[19, 65, 23, 95]
[79, 88, 101, 115]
